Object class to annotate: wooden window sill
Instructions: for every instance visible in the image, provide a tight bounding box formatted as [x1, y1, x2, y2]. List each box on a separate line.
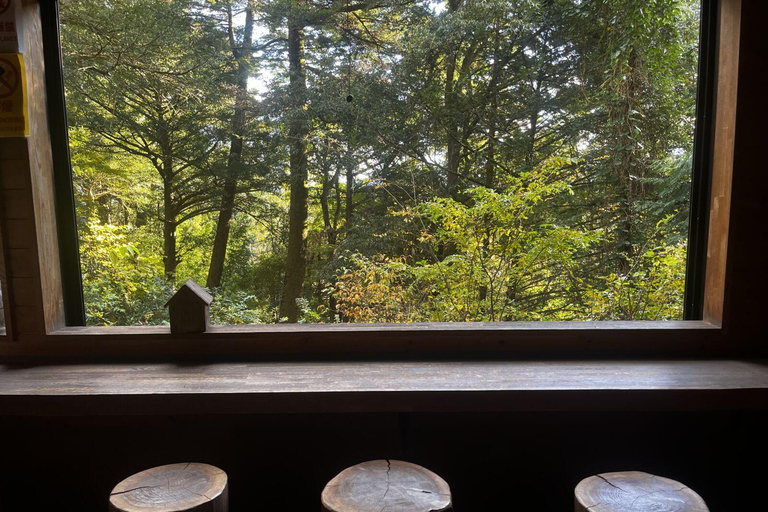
[0, 321, 724, 357]
[0, 359, 765, 416]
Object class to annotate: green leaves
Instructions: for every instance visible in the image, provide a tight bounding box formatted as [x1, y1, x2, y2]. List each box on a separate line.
[63, 0, 699, 325]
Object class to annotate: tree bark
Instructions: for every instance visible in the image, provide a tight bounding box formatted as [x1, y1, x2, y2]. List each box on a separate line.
[162, 174, 178, 279]
[159, 122, 178, 279]
[444, 0, 461, 198]
[484, 28, 503, 188]
[207, 2, 255, 289]
[320, 157, 340, 246]
[345, 153, 354, 229]
[613, 47, 642, 276]
[278, 20, 310, 322]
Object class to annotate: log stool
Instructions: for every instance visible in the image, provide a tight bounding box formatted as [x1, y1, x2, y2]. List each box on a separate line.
[575, 471, 708, 512]
[321, 460, 452, 512]
[109, 463, 228, 512]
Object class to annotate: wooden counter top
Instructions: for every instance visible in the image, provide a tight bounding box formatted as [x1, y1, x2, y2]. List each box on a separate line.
[1, 360, 766, 415]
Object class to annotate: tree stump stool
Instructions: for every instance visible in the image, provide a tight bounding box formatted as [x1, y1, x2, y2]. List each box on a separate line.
[109, 463, 228, 512]
[321, 460, 452, 512]
[575, 471, 709, 512]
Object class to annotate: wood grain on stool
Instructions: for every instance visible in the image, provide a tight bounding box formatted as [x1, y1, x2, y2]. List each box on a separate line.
[321, 460, 452, 512]
[575, 471, 708, 512]
[109, 463, 228, 512]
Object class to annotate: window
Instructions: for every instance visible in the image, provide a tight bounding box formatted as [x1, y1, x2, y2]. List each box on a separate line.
[52, 0, 716, 327]
[0, 0, 747, 356]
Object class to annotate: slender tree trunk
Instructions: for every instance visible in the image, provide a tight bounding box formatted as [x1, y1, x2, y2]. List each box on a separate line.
[207, 3, 255, 289]
[345, 154, 354, 229]
[162, 174, 177, 279]
[525, 69, 543, 169]
[333, 166, 342, 237]
[527, 107, 538, 167]
[444, 0, 461, 198]
[158, 117, 178, 280]
[329, 167, 343, 322]
[279, 20, 309, 322]
[320, 160, 339, 246]
[321, 163, 338, 321]
[485, 30, 502, 188]
[613, 47, 642, 276]
[485, 105, 497, 188]
[480, 38, 501, 305]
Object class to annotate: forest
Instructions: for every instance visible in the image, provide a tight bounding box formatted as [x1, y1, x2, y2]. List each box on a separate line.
[60, 0, 701, 325]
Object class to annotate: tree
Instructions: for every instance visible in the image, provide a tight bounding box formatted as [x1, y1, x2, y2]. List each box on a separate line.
[62, 0, 232, 279]
[60, 0, 701, 324]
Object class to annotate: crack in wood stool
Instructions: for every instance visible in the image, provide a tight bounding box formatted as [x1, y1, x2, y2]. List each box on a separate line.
[321, 460, 453, 512]
[109, 462, 228, 512]
[575, 471, 709, 512]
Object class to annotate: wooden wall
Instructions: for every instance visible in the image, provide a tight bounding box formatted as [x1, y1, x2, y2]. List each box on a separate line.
[0, 0, 65, 340]
[720, 0, 768, 345]
[0, 410, 765, 511]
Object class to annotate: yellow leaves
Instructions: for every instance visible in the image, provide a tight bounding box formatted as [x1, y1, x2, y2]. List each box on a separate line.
[418, 230, 433, 242]
[332, 253, 426, 323]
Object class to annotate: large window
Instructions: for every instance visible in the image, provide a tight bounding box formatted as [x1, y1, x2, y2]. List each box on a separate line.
[57, 0, 706, 326]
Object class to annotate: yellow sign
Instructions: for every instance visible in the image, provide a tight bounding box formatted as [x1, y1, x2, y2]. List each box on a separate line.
[0, 53, 28, 137]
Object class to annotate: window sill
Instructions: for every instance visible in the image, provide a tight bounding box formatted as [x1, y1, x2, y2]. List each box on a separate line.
[0, 320, 723, 358]
[0, 359, 765, 416]
[49, 320, 716, 335]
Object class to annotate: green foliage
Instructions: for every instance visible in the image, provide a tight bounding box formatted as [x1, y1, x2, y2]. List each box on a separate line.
[587, 237, 687, 321]
[334, 171, 601, 322]
[61, 0, 702, 325]
[79, 219, 171, 325]
[210, 290, 274, 324]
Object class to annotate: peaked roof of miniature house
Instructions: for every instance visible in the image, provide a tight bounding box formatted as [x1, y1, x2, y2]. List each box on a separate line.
[164, 279, 213, 308]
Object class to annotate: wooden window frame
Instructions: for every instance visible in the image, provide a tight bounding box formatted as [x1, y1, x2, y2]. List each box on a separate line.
[0, 0, 757, 361]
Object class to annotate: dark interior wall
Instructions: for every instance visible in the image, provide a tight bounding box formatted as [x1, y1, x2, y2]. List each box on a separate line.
[1, 410, 765, 511]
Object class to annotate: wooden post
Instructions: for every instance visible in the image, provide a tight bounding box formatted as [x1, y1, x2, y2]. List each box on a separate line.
[109, 463, 228, 512]
[574, 471, 709, 512]
[321, 460, 452, 512]
[703, 0, 742, 327]
[0, 0, 66, 340]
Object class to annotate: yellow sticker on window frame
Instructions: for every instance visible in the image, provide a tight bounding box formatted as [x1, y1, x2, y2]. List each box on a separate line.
[0, 53, 28, 137]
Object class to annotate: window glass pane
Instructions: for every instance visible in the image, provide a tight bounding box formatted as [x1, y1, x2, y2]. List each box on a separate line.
[60, 0, 701, 324]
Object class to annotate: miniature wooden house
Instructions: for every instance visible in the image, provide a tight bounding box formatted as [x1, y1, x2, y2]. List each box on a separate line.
[164, 279, 213, 334]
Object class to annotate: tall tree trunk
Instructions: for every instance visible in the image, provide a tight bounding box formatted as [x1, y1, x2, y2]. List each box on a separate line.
[613, 47, 642, 276]
[279, 20, 309, 322]
[158, 120, 178, 280]
[320, 158, 340, 321]
[525, 69, 543, 169]
[444, 0, 460, 198]
[484, 103, 497, 188]
[345, 146, 355, 229]
[526, 106, 539, 168]
[207, 3, 255, 289]
[320, 159, 339, 246]
[162, 174, 177, 279]
[485, 28, 503, 188]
